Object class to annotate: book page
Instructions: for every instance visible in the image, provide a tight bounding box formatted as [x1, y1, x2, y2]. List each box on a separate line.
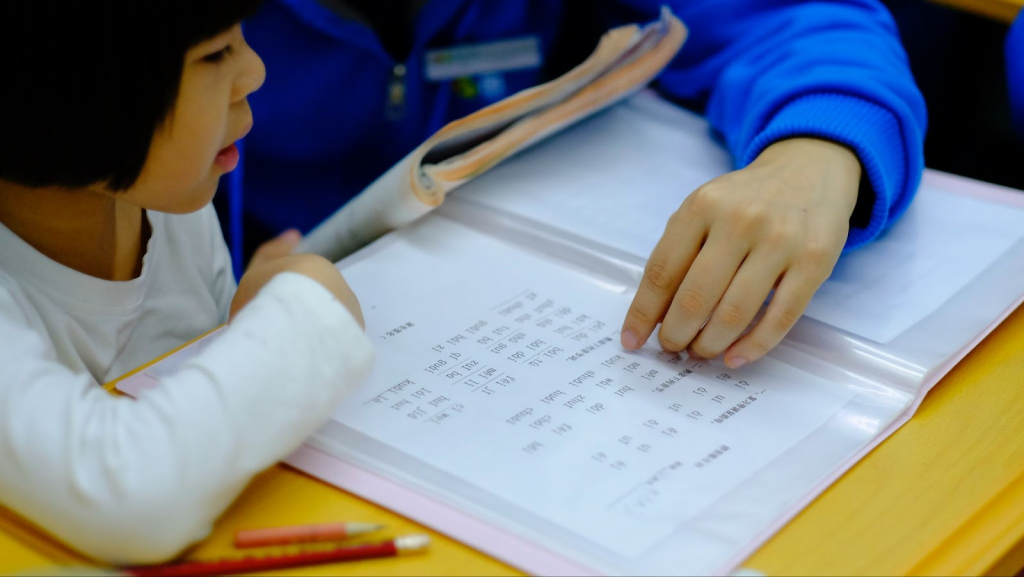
[454, 92, 1024, 344]
[315, 216, 892, 575]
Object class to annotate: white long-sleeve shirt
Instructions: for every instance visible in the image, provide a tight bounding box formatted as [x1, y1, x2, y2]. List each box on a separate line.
[0, 206, 373, 565]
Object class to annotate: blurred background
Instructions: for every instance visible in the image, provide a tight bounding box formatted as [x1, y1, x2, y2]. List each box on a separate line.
[885, 0, 1023, 190]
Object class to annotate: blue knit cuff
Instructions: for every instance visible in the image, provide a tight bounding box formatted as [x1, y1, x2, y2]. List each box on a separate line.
[742, 93, 908, 250]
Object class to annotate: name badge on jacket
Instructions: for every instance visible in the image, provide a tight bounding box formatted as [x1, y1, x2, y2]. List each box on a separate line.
[424, 36, 543, 82]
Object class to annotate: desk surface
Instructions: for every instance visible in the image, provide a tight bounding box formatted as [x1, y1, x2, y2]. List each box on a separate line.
[4, 304, 1024, 575]
[928, 0, 1022, 22]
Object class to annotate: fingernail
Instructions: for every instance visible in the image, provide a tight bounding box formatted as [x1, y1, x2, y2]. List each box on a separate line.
[727, 356, 747, 369]
[280, 229, 301, 242]
[621, 330, 639, 350]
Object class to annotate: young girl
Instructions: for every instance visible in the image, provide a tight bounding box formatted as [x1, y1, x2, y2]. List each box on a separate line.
[0, 0, 372, 565]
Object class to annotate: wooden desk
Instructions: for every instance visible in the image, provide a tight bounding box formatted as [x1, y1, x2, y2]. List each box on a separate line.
[928, 0, 1022, 23]
[4, 309, 1024, 576]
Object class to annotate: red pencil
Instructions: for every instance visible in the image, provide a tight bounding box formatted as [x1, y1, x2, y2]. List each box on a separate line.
[121, 535, 430, 577]
[234, 521, 384, 548]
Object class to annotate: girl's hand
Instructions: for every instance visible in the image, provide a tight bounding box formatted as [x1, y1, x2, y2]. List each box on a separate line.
[620, 137, 861, 368]
[230, 229, 363, 327]
[246, 228, 302, 272]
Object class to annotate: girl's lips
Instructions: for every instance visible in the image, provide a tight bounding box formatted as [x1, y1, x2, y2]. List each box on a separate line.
[215, 142, 240, 172]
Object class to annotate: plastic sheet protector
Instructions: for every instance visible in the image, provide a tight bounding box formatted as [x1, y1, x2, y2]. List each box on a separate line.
[306, 216, 901, 575]
[455, 91, 1024, 344]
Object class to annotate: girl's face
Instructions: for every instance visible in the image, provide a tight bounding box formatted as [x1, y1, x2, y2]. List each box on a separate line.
[114, 24, 265, 213]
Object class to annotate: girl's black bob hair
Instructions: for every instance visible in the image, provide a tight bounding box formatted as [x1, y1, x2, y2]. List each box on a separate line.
[0, 0, 264, 191]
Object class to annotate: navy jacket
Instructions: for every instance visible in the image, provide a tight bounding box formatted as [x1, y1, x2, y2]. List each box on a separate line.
[242, 0, 926, 249]
[1009, 12, 1023, 136]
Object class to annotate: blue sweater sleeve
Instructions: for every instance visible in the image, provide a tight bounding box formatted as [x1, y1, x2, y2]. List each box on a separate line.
[615, 0, 927, 248]
[1009, 12, 1024, 136]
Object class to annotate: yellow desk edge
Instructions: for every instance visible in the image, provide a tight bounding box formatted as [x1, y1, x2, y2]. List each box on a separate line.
[912, 468, 1024, 576]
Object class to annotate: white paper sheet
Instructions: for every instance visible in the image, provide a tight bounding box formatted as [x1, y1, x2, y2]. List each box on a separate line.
[323, 217, 862, 574]
[454, 92, 1024, 344]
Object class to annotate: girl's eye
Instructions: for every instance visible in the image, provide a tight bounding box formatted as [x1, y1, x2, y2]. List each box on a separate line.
[202, 45, 234, 64]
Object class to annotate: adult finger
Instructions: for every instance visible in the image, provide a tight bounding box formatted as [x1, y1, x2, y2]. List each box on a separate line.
[621, 212, 706, 350]
[687, 246, 785, 359]
[723, 266, 821, 368]
[657, 229, 748, 353]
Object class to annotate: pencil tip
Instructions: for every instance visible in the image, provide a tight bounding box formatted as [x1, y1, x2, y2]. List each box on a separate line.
[346, 522, 386, 535]
[395, 534, 431, 553]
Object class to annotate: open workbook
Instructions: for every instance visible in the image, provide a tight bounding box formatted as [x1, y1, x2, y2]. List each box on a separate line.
[118, 92, 1024, 576]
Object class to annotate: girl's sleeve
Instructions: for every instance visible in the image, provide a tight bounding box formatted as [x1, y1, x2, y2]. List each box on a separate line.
[615, 0, 927, 248]
[0, 272, 372, 565]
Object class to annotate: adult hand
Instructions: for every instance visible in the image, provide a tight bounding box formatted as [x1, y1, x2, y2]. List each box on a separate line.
[621, 137, 861, 368]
